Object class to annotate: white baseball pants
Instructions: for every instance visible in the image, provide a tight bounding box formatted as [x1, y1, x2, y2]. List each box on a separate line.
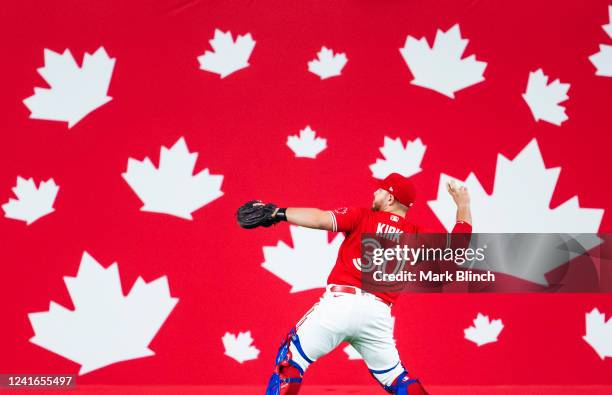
[288, 284, 405, 386]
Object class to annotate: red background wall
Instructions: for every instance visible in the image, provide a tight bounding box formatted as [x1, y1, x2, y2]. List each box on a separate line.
[1, 0, 611, 386]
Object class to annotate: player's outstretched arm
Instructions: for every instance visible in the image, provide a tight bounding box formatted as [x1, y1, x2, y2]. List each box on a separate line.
[236, 200, 333, 231]
[276, 207, 334, 231]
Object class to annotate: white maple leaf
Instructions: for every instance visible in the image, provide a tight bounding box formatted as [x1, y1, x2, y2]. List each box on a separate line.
[464, 313, 503, 346]
[198, 29, 255, 78]
[222, 331, 260, 363]
[522, 69, 570, 126]
[428, 139, 603, 234]
[399, 24, 487, 98]
[583, 308, 612, 359]
[122, 136, 224, 220]
[370, 136, 426, 179]
[23, 47, 115, 128]
[604, 5, 612, 38]
[589, 45, 612, 76]
[286, 126, 327, 158]
[2, 177, 59, 225]
[28, 252, 178, 375]
[262, 225, 344, 292]
[308, 46, 348, 79]
[588, 6, 612, 77]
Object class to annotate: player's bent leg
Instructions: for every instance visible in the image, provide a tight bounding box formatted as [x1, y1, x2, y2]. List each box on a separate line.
[267, 293, 350, 394]
[351, 297, 429, 394]
[265, 327, 314, 395]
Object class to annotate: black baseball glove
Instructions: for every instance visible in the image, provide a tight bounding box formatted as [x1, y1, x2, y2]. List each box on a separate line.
[236, 200, 280, 229]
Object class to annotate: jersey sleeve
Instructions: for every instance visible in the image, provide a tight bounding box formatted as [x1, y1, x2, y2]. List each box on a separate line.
[449, 220, 472, 249]
[327, 207, 366, 233]
[451, 220, 472, 234]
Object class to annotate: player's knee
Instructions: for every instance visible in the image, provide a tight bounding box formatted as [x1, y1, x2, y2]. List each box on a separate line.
[287, 340, 313, 372]
[266, 328, 314, 395]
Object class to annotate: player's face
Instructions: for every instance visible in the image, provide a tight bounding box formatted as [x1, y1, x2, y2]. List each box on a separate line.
[372, 188, 389, 211]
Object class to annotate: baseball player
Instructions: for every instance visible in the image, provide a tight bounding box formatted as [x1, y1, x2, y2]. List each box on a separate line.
[237, 172, 472, 395]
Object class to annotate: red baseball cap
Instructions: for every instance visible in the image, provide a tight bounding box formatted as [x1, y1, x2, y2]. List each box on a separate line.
[377, 173, 417, 207]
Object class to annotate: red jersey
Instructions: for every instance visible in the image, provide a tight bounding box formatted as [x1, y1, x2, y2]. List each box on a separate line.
[326, 207, 472, 304]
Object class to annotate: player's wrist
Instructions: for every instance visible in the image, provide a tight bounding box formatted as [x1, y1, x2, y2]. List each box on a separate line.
[275, 208, 288, 221]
